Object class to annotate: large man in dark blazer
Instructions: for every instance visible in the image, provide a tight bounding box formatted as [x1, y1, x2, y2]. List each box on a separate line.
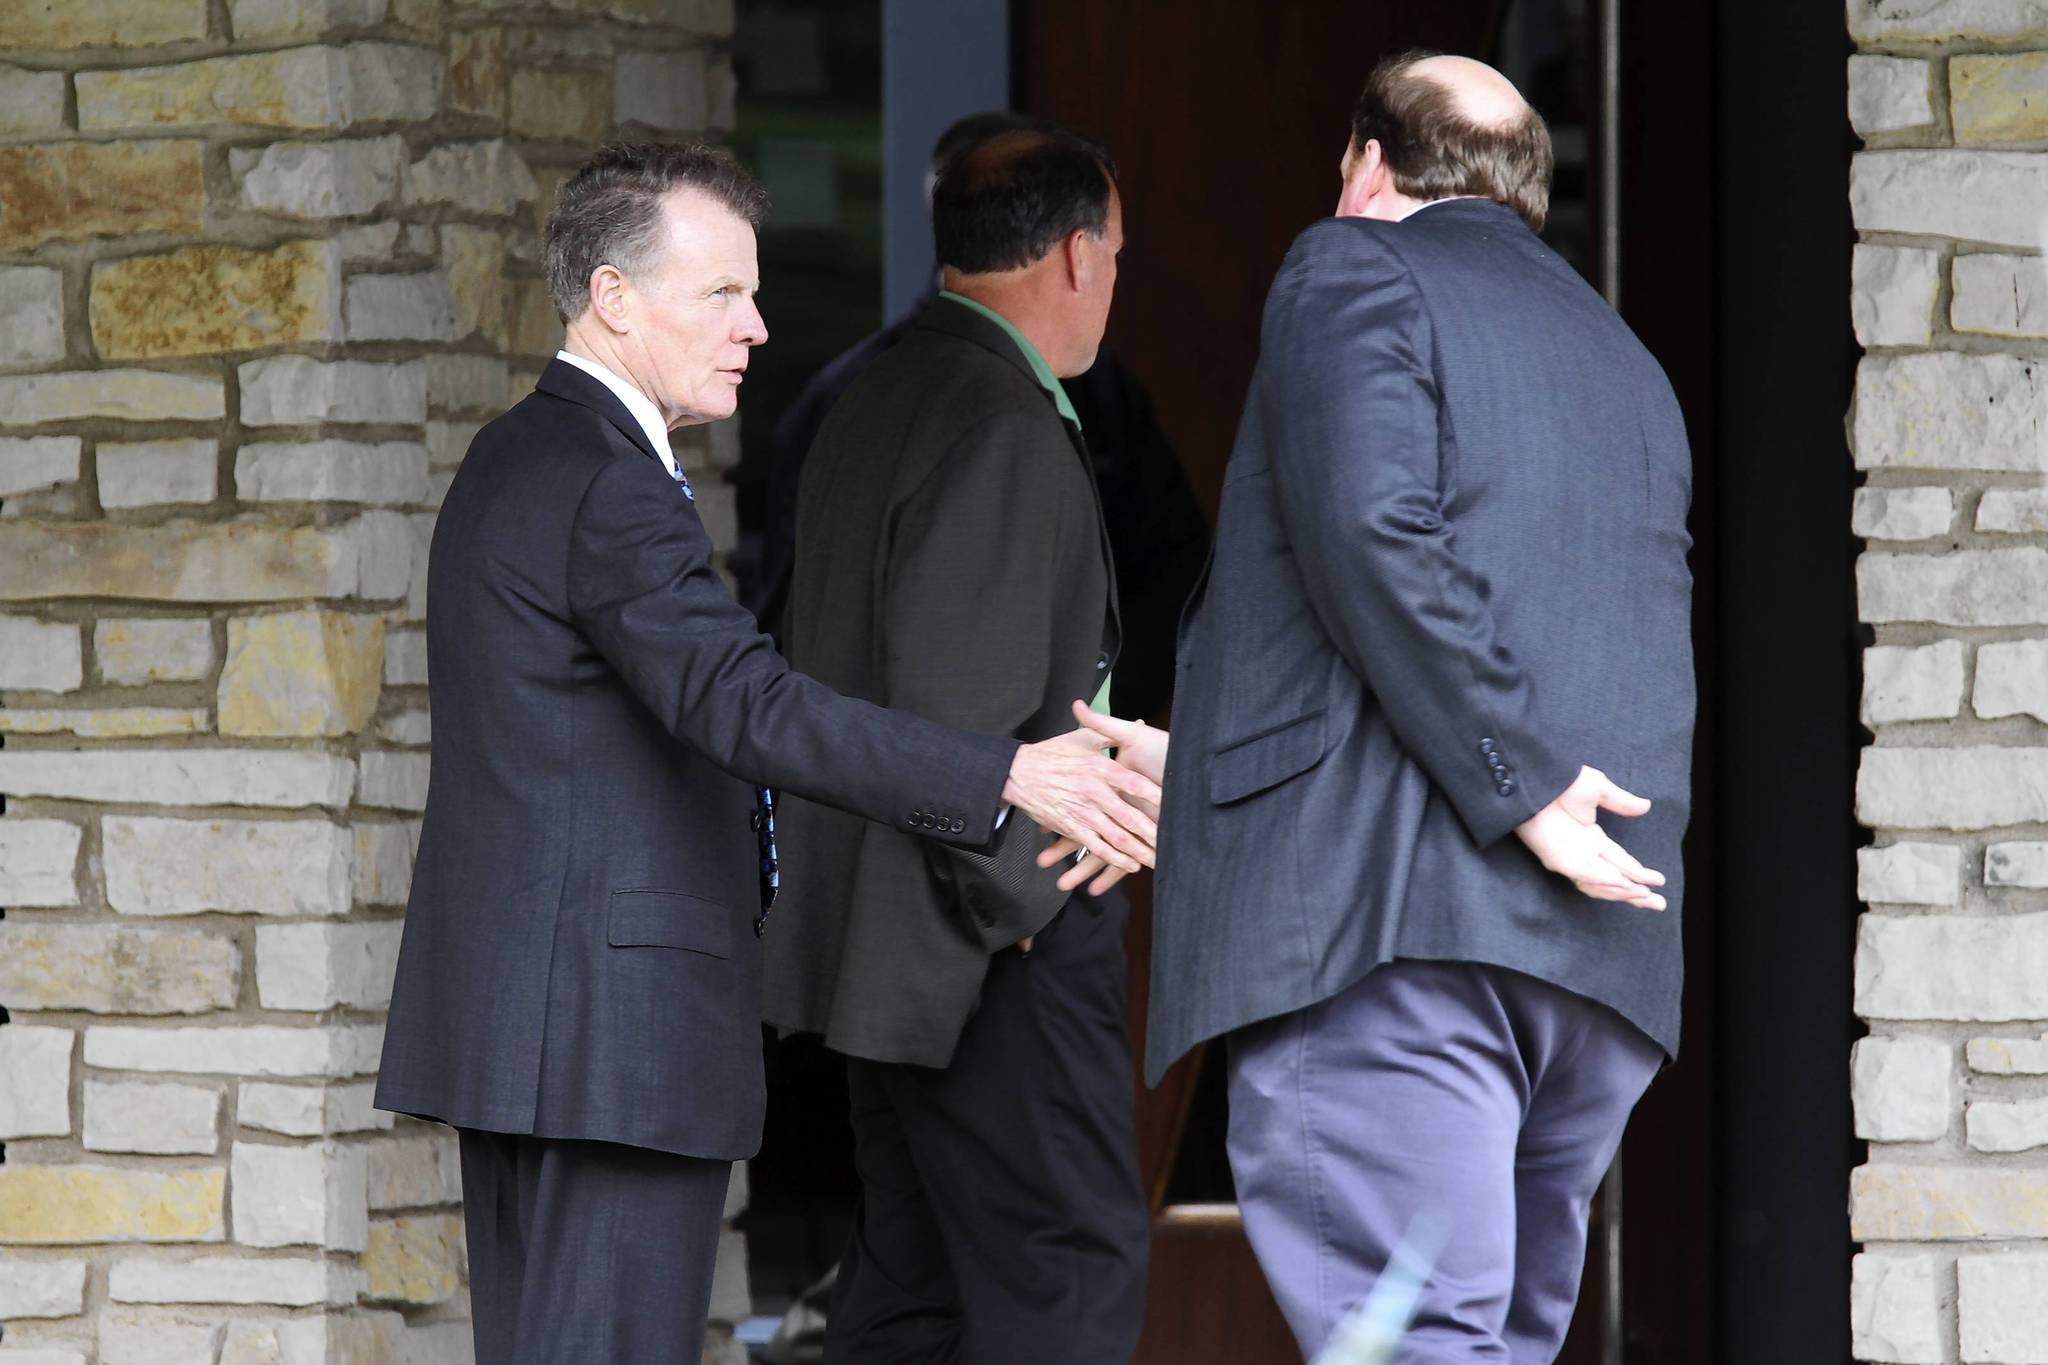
[1063, 54, 1693, 1362]
[373, 142, 1160, 1365]
[762, 129, 1150, 1364]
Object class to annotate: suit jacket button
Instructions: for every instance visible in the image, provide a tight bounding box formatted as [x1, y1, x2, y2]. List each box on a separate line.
[1486, 754, 1504, 770]
[951, 818, 965, 833]
[1498, 780, 1516, 796]
[1479, 738, 1495, 753]
[1097, 654, 1109, 670]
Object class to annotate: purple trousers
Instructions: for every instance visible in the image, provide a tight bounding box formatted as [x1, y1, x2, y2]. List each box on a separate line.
[1227, 959, 1664, 1363]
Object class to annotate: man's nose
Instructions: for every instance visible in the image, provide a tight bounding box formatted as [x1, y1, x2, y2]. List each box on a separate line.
[736, 298, 768, 346]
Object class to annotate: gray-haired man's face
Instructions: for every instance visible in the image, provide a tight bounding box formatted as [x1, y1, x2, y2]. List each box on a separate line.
[619, 189, 768, 428]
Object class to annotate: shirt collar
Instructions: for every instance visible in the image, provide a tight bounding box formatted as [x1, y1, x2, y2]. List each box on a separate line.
[936, 290, 1082, 431]
[554, 349, 677, 476]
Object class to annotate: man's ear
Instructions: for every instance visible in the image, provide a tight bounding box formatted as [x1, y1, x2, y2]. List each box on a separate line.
[588, 264, 632, 334]
[1063, 229, 1089, 292]
[1335, 138, 1384, 219]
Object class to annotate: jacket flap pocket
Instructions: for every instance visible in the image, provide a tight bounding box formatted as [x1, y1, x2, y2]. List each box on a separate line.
[1209, 710, 1328, 806]
[607, 890, 733, 958]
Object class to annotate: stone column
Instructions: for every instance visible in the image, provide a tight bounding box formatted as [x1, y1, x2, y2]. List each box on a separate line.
[0, 2, 742, 1361]
[1848, 3, 2048, 1361]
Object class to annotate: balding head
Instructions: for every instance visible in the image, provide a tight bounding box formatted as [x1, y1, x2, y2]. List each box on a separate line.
[1347, 49, 1553, 231]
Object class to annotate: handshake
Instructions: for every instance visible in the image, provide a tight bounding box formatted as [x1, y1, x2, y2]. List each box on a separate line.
[1016, 700, 1672, 911]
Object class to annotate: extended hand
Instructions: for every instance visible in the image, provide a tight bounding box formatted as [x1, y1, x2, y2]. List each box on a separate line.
[1036, 701, 1172, 895]
[1003, 718, 1161, 876]
[1513, 766, 1667, 911]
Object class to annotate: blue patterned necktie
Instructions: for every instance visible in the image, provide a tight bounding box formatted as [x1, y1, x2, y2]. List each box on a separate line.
[669, 459, 776, 934]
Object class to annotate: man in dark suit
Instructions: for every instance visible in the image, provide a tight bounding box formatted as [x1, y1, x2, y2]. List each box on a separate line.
[1057, 53, 1693, 1361]
[743, 112, 1208, 726]
[761, 129, 1150, 1364]
[373, 142, 1161, 1365]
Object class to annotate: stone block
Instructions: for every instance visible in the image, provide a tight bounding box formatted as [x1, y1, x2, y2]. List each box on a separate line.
[0, 1352, 85, 1365]
[99, 1307, 224, 1365]
[0, 1255, 87, 1320]
[1859, 910, 2048, 1021]
[403, 139, 537, 214]
[95, 617, 214, 685]
[1850, 55, 1935, 137]
[0, 141, 205, 252]
[91, 240, 341, 361]
[219, 610, 384, 738]
[337, 220, 403, 263]
[1854, 1163, 2048, 1240]
[358, 751, 430, 811]
[0, 924, 239, 1015]
[0, 1166, 224, 1245]
[0, 819, 81, 907]
[1979, 488, 2048, 533]
[423, 355, 511, 414]
[235, 440, 429, 506]
[256, 921, 402, 1010]
[366, 1133, 461, 1210]
[0, 438, 82, 499]
[1853, 487, 1952, 541]
[0, 749, 355, 808]
[97, 439, 219, 509]
[725, 1161, 749, 1219]
[709, 1226, 749, 1325]
[1854, 354, 2047, 474]
[0, 368, 223, 424]
[448, 27, 507, 120]
[240, 356, 427, 427]
[440, 225, 509, 345]
[1952, 252, 2048, 338]
[231, 0, 388, 42]
[1954, 53, 2048, 145]
[238, 1080, 393, 1137]
[0, 65, 66, 137]
[1988, 842, 2048, 889]
[615, 48, 708, 132]
[384, 626, 427, 685]
[235, 135, 405, 220]
[0, 516, 376, 604]
[109, 1255, 366, 1307]
[84, 1082, 220, 1156]
[399, 1321, 477, 1365]
[4, 0, 206, 47]
[1851, 150, 2048, 251]
[230, 1140, 369, 1250]
[346, 271, 461, 342]
[378, 710, 432, 747]
[1960, 1254, 2048, 1361]
[1853, 1035, 1953, 1141]
[219, 1312, 405, 1365]
[105, 816, 351, 919]
[1851, 1253, 1944, 1365]
[1859, 841, 1964, 906]
[506, 276, 563, 356]
[509, 67, 610, 144]
[1850, 0, 2048, 40]
[85, 1024, 384, 1078]
[1862, 640, 1967, 725]
[1860, 549, 2048, 627]
[1974, 639, 2048, 722]
[0, 618, 81, 691]
[0, 707, 207, 738]
[0, 1026, 72, 1140]
[707, 53, 735, 131]
[1971, 1034, 2048, 1073]
[364, 1214, 464, 1304]
[1969, 1094, 2048, 1153]
[425, 420, 484, 470]
[0, 267, 65, 367]
[1860, 745, 2048, 827]
[78, 45, 441, 133]
[353, 821, 416, 905]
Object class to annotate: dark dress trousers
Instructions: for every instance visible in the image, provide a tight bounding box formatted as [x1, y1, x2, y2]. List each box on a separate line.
[374, 360, 1019, 1361]
[763, 296, 1149, 1363]
[1152, 200, 1696, 1082]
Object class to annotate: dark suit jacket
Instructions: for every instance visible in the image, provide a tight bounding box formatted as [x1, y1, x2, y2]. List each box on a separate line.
[762, 297, 1120, 1068]
[1149, 202, 1695, 1083]
[375, 360, 1017, 1159]
[746, 292, 1205, 722]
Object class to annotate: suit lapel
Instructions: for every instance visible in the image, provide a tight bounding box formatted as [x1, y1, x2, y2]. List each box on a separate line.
[534, 359, 668, 474]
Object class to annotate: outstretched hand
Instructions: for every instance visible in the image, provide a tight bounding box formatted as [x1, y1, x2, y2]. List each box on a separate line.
[1003, 717, 1161, 876]
[1513, 766, 1667, 911]
[1036, 701, 1172, 895]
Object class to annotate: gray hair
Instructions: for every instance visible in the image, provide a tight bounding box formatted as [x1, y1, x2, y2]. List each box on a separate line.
[542, 141, 770, 322]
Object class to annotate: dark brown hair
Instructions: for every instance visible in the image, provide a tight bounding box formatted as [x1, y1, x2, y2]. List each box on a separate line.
[1350, 51, 1553, 232]
[543, 142, 770, 322]
[932, 127, 1117, 275]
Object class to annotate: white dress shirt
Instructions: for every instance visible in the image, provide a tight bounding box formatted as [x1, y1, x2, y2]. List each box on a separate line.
[555, 349, 681, 481]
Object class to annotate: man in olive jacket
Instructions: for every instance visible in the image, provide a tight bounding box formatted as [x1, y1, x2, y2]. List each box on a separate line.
[764, 129, 1150, 1365]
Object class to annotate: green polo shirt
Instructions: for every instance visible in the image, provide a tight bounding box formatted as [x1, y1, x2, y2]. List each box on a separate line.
[937, 290, 1110, 715]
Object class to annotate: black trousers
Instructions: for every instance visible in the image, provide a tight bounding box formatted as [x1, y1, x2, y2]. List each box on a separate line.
[824, 890, 1152, 1365]
[458, 1129, 731, 1365]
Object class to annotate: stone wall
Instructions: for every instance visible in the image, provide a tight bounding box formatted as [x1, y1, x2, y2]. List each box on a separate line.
[1848, 2, 2048, 1361]
[0, 2, 744, 1361]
